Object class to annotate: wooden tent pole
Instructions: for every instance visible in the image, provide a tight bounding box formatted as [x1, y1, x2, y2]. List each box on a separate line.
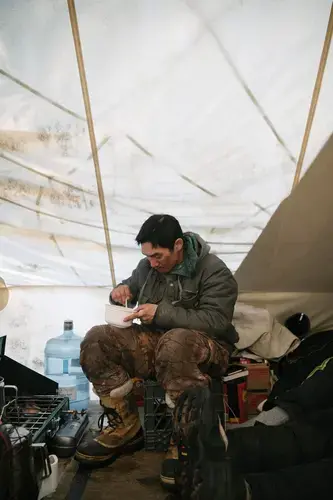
[67, 0, 117, 287]
[292, 3, 333, 191]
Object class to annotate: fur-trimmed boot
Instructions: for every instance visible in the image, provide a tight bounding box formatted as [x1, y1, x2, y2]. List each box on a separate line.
[75, 383, 143, 466]
[173, 387, 249, 500]
[160, 437, 179, 489]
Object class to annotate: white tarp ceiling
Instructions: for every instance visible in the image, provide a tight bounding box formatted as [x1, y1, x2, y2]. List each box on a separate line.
[0, 0, 332, 286]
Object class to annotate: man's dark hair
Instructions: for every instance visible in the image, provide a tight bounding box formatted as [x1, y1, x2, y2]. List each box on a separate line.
[135, 214, 183, 250]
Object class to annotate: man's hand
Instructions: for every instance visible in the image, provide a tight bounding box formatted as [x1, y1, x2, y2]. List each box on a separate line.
[124, 304, 158, 324]
[111, 285, 132, 305]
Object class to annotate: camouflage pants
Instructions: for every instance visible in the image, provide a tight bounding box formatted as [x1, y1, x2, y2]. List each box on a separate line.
[80, 324, 230, 402]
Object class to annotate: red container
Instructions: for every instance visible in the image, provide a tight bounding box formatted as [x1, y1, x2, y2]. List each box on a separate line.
[223, 366, 248, 424]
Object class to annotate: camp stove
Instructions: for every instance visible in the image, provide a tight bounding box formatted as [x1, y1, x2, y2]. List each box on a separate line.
[0, 394, 70, 493]
[3, 393, 89, 459]
[0, 336, 68, 444]
[2, 394, 70, 443]
[0, 336, 77, 495]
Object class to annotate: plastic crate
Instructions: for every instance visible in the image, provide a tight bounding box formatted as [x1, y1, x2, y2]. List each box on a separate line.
[144, 380, 173, 451]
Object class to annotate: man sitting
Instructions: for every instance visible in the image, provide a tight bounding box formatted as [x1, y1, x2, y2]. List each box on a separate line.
[75, 214, 238, 487]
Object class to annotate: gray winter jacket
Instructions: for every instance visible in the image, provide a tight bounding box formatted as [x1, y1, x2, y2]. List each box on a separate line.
[112, 233, 239, 346]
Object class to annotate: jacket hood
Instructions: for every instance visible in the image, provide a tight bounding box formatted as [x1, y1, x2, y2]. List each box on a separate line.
[169, 232, 210, 278]
[186, 232, 211, 261]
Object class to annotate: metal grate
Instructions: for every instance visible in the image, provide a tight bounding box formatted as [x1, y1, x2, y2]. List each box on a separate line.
[3, 395, 69, 443]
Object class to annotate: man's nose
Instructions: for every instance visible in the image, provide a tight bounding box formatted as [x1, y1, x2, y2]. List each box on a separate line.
[149, 257, 159, 268]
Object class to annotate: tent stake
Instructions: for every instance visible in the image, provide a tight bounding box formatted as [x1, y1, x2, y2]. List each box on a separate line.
[292, 3, 333, 191]
[67, 0, 116, 287]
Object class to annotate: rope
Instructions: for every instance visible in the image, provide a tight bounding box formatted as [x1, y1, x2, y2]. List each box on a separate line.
[292, 3, 333, 190]
[67, 0, 116, 287]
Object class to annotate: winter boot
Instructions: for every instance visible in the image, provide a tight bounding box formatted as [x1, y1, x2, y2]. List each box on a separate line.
[75, 391, 143, 466]
[173, 387, 248, 500]
[160, 437, 179, 489]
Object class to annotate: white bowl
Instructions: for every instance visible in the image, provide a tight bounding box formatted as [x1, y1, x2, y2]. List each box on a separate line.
[105, 304, 134, 328]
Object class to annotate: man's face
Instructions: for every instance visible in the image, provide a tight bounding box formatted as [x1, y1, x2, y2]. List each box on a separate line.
[141, 240, 183, 273]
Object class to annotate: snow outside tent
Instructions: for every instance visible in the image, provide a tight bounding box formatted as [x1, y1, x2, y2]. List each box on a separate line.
[0, 0, 333, 398]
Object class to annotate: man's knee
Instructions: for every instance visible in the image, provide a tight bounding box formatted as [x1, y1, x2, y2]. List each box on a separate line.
[156, 328, 207, 362]
[80, 324, 124, 377]
[162, 328, 196, 342]
[82, 324, 105, 345]
[80, 325, 105, 376]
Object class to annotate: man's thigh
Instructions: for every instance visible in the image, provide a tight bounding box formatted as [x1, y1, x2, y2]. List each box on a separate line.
[155, 328, 229, 372]
[81, 323, 160, 379]
[154, 328, 229, 401]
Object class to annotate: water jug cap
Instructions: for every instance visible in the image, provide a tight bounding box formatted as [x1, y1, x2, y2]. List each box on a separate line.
[64, 320, 73, 331]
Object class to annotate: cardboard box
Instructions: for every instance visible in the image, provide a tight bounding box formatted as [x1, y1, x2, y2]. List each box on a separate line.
[246, 363, 270, 391]
[247, 390, 268, 416]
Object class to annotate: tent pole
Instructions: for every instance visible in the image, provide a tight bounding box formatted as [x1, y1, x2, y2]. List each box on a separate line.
[292, 3, 333, 191]
[67, 0, 117, 287]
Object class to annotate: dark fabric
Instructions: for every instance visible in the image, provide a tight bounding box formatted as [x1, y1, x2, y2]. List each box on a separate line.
[246, 458, 333, 500]
[229, 408, 333, 499]
[265, 330, 333, 410]
[8, 426, 39, 500]
[272, 356, 333, 420]
[111, 232, 239, 345]
[0, 425, 11, 500]
[80, 324, 229, 400]
[173, 386, 333, 500]
[227, 410, 333, 474]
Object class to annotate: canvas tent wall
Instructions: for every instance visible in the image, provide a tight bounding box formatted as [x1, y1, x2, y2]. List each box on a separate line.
[236, 133, 333, 334]
[0, 0, 333, 370]
[1, 0, 333, 288]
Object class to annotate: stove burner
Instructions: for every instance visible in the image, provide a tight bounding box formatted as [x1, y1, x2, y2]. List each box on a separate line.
[3, 395, 69, 443]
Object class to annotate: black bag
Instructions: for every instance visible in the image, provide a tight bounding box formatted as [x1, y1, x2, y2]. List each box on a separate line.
[0, 423, 12, 500]
[6, 425, 39, 500]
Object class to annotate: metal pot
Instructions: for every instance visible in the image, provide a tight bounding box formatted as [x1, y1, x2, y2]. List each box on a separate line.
[0, 376, 18, 414]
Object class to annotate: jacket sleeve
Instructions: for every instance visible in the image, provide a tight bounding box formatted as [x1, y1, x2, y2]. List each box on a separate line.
[109, 258, 148, 305]
[274, 357, 333, 419]
[154, 263, 238, 340]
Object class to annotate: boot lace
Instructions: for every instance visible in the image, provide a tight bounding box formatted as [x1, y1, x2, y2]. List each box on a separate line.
[98, 408, 123, 432]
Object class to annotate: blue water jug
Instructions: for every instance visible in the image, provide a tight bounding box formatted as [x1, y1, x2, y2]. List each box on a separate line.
[44, 320, 90, 411]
